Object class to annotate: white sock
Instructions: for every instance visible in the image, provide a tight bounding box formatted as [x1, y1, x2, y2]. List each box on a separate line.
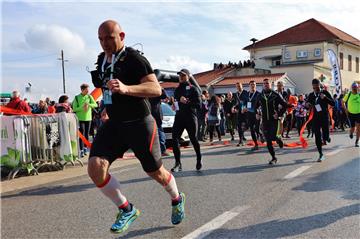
[163, 173, 180, 200]
[97, 174, 128, 208]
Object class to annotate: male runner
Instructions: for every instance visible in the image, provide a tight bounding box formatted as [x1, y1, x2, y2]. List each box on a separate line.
[234, 82, 249, 146]
[306, 79, 335, 162]
[243, 81, 262, 150]
[256, 79, 288, 164]
[275, 81, 288, 137]
[343, 82, 360, 147]
[88, 20, 185, 234]
[171, 68, 202, 172]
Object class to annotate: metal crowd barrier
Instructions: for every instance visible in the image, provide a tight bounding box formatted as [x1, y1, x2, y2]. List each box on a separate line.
[0, 113, 83, 180]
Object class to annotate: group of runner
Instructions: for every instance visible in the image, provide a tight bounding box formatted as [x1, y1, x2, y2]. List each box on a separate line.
[87, 20, 359, 235]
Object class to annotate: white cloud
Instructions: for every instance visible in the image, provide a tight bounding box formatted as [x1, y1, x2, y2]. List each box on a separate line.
[153, 55, 212, 74]
[23, 24, 97, 65]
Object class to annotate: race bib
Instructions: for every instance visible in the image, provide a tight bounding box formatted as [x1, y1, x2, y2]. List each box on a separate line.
[103, 90, 112, 105]
[247, 102, 252, 109]
[174, 101, 179, 111]
[315, 104, 322, 112]
[186, 86, 191, 90]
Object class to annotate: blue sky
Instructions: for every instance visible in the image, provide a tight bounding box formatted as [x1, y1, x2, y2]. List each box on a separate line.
[1, 0, 359, 102]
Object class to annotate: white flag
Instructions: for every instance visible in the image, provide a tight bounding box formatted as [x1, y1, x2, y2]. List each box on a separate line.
[327, 49, 342, 95]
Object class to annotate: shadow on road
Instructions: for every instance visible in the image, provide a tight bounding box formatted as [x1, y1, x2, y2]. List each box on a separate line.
[204, 203, 360, 239]
[117, 226, 174, 239]
[1, 158, 313, 199]
[293, 157, 360, 200]
[1, 183, 94, 199]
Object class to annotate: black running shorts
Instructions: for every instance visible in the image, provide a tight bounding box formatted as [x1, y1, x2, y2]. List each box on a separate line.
[89, 115, 162, 172]
[262, 120, 279, 142]
[348, 113, 360, 127]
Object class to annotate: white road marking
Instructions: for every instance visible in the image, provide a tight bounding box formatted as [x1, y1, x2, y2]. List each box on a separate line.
[284, 166, 312, 179]
[325, 148, 344, 156]
[182, 205, 249, 239]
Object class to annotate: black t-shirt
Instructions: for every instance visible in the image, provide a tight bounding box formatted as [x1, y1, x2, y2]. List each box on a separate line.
[92, 47, 154, 122]
[306, 90, 335, 119]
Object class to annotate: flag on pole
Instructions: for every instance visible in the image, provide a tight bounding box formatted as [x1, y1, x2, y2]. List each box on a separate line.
[327, 49, 342, 95]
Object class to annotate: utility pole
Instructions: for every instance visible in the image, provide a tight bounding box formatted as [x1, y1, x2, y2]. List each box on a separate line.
[57, 50, 68, 94]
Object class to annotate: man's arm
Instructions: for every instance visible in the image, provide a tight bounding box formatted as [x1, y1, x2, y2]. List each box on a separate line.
[71, 96, 82, 113]
[88, 95, 98, 109]
[188, 88, 201, 109]
[276, 93, 288, 116]
[107, 73, 161, 98]
[323, 91, 335, 107]
[342, 94, 349, 114]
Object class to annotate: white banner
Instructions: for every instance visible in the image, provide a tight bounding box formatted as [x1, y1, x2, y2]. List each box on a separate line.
[327, 49, 342, 95]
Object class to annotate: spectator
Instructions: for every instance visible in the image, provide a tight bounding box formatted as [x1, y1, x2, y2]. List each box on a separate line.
[32, 100, 48, 114]
[149, 89, 169, 156]
[295, 94, 307, 136]
[48, 101, 56, 114]
[197, 93, 208, 141]
[72, 83, 97, 157]
[6, 90, 32, 113]
[223, 91, 237, 141]
[208, 95, 222, 143]
[55, 95, 73, 113]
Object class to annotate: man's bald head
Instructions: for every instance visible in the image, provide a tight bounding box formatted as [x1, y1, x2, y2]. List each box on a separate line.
[98, 20, 125, 58]
[98, 20, 122, 34]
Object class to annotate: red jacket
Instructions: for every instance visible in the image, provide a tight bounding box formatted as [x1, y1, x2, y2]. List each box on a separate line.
[48, 105, 56, 114]
[6, 97, 32, 113]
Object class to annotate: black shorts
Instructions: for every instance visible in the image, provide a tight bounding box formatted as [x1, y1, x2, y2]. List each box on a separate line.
[348, 113, 360, 127]
[262, 120, 280, 141]
[89, 115, 162, 172]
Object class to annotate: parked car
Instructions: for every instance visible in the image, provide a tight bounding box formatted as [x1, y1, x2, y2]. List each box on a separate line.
[161, 102, 190, 146]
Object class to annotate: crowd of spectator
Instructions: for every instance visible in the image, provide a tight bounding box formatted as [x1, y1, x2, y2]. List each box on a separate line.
[213, 59, 255, 70]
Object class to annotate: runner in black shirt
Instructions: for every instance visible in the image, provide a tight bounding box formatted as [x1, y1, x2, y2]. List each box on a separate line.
[306, 79, 335, 162]
[88, 20, 185, 234]
[244, 81, 262, 150]
[256, 78, 288, 164]
[234, 82, 249, 146]
[171, 69, 202, 172]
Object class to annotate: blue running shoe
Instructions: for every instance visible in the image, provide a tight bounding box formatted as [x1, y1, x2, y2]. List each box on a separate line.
[317, 154, 325, 162]
[171, 192, 186, 225]
[110, 205, 140, 234]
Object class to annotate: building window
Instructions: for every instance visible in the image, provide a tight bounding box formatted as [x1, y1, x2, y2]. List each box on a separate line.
[314, 48, 321, 57]
[296, 50, 308, 59]
[356, 57, 359, 73]
[348, 55, 352, 71]
[339, 52, 343, 69]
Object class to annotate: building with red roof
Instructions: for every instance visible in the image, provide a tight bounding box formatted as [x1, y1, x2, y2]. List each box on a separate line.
[243, 18, 359, 93]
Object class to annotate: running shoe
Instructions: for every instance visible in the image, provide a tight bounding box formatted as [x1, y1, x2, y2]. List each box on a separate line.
[110, 204, 140, 234]
[196, 158, 202, 171]
[350, 133, 354, 139]
[268, 158, 278, 165]
[171, 163, 182, 172]
[317, 154, 325, 162]
[171, 192, 186, 225]
[276, 138, 284, 148]
[251, 145, 259, 151]
[355, 140, 359, 147]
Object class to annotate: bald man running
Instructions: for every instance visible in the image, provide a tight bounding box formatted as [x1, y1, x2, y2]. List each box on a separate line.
[89, 20, 185, 234]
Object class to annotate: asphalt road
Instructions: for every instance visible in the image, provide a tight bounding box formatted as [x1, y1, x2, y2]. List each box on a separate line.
[1, 132, 359, 239]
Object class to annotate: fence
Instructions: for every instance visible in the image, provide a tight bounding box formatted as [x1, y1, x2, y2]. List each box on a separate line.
[0, 113, 82, 180]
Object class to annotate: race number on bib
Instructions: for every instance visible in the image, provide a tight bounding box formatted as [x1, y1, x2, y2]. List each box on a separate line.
[103, 90, 112, 105]
[315, 104, 322, 112]
[247, 102, 252, 109]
